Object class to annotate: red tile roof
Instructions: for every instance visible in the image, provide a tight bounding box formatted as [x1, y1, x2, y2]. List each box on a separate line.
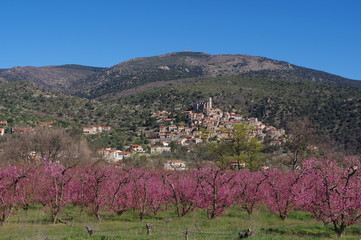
[39, 122, 54, 125]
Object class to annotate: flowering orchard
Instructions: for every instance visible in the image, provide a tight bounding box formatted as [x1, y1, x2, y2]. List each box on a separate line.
[0, 159, 360, 238]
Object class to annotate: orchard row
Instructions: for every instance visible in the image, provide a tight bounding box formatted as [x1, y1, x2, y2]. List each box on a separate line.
[0, 158, 360, 238]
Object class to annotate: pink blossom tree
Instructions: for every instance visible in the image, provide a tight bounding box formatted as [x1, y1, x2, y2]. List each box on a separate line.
[234, 169, 267, 216]
[35, 160, 75, 224]
[193, 167, 237, 219]
[128, 169, 170, 220]
[75, 164, 111, 221]
[145, 171, 170, 216]
[0, 165, 30, 224]
[14, 164, 38, 211]
[296, 159, 361, 238]
[262, 169, 303, 221]
[163, 170, 198, 217]
[105, 168, 131, 216]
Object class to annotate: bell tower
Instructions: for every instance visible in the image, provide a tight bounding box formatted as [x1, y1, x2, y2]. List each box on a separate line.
[208, 97, 212, 109]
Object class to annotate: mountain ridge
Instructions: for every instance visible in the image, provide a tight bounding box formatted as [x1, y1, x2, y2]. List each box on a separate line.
[1, 52, 359, 98]
[0, 64, 105, 92]
[68, 52, 361, 99]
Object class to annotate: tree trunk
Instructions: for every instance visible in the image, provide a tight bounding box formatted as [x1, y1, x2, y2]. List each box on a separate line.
[95, 212, 101, 222]
[207, 210, 216, 219]
[51, 210, 59, 224]
[139, 211, 144, 221]
[279, 213, 287, 221]
[334, 223, 346, 238]
[0, 206, 13, 225]
[245, 207, 253, 217]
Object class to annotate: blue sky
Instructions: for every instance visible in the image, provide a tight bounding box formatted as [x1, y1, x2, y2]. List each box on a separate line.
[1, 0, 360, 80]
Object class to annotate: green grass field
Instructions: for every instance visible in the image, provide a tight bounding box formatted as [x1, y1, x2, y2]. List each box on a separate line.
[1, 205, 360, 240]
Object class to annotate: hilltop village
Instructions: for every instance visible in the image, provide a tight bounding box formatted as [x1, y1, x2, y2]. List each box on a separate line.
[90, 98, 286, 166]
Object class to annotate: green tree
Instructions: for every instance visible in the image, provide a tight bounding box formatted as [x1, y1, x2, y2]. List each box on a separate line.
[145, 116, 158, 128]
[212, 123, 264, 171]
[174, 112, 187, 124]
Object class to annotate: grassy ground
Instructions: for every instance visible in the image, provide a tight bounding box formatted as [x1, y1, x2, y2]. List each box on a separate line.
[0, 205, 360, 240]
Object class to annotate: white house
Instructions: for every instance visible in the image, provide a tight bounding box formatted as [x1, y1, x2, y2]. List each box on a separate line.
[248, 117, 259, 127]
[164, 160, 187, 171]
[189, 137, 203, 144]
[97, 149, 131, 162]
[97, 149, 119, 162]
[83, 127, 97, 134]
[0, 128, 4, 136]
[232, 114, 243, 121]
[176, 138, 188, 146]
[83, 126, 111, 135]
[130, 144, 144, 153]
[168, 125, 178, 132]
[149, 146, 171, 154]
[116, 151, 132, 160]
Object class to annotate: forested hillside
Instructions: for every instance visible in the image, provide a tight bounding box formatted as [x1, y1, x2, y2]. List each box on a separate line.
[1, 75, 360, 154]
[118, 76, 361, 153]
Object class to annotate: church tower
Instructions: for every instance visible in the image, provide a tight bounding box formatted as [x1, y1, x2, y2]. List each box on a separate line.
[208, 97, 213, 109]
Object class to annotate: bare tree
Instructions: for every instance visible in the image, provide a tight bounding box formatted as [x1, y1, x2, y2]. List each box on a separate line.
[285, 117, 318, 170]
[1, 127, 91, 166]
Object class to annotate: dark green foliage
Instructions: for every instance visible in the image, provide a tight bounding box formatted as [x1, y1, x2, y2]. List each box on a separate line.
[81, 64, 204, 98]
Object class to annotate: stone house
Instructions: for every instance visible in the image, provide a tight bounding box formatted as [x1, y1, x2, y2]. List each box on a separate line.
[164, 160, 187, 171]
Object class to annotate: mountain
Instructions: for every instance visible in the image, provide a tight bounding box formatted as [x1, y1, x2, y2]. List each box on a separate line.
[1, 52, 359, 99]
[0, 52, 360, 154]
[0, 64, 105, 92]
[68, 52, 361, 99]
